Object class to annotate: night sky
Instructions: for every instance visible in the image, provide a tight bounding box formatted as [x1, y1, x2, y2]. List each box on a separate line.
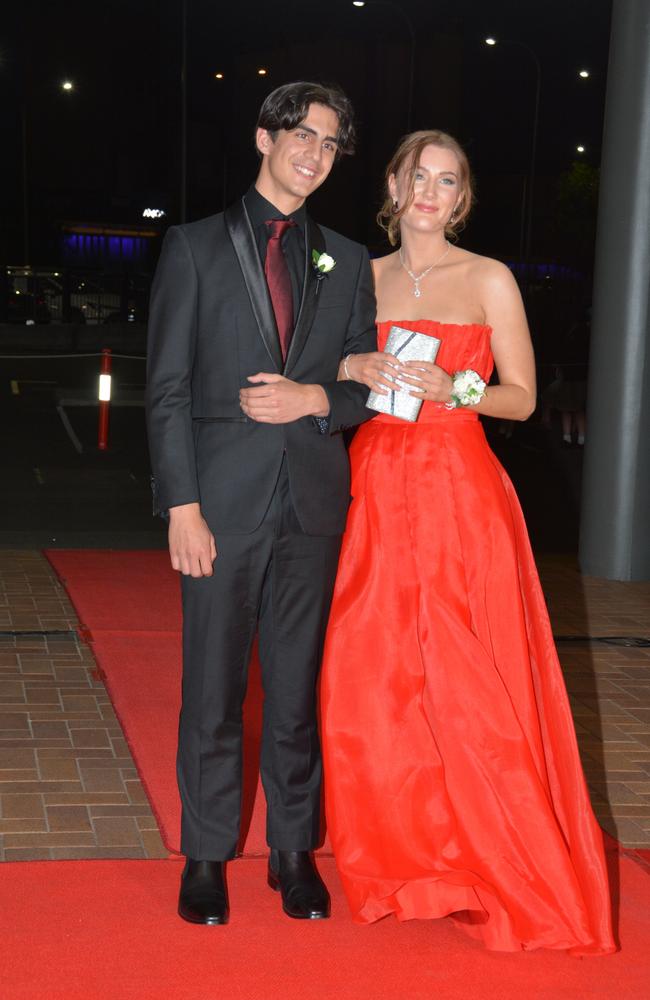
[1, 0, 612, 265]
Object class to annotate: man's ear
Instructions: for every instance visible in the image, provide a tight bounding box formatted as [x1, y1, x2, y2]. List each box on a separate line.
[256, 127, 274, 157]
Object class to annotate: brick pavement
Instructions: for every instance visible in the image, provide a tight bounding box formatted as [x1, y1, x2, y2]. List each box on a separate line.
[0, 549, 649, 860]
[0, 551, 168, 861]
[539, 554, 650, 847]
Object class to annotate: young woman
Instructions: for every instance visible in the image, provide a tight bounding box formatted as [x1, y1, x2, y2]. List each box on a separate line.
[321, 131, 614, 955]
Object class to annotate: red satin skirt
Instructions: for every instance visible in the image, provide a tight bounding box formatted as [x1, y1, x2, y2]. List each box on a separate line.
[321, 408, 615, 954]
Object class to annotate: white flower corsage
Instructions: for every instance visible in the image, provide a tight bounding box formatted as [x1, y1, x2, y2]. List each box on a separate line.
[445, 369, 487, 409]
[312, 250, 336, 279]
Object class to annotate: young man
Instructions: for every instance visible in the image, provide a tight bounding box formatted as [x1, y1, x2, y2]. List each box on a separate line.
[146, 82, 377, 925]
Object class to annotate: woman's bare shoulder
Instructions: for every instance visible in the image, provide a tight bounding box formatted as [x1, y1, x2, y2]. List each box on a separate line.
[451, 251, 518, 303]
[458, 249, 515, 285]
[371, 250, 398, 279]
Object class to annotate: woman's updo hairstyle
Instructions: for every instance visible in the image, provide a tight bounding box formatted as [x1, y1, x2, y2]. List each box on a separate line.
[377, 130, 475, 246]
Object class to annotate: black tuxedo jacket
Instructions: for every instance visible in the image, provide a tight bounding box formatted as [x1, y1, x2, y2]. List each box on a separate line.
[145, 198, 377, 536]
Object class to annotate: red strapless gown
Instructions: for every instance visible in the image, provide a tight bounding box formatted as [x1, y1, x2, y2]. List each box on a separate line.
[321, 320, 614, 954]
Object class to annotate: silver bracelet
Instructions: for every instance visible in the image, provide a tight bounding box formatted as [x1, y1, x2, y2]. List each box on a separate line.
[343, 354, 353, 380]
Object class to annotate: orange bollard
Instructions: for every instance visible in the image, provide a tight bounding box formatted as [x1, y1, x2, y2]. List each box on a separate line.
[97, 348, 112, 451]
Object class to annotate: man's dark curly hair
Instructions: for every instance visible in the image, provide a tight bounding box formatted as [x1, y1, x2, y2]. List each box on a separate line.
[256, 81, 356, 157]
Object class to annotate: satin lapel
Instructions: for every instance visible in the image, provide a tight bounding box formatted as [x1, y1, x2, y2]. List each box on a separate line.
[225, 199, 283, 372]
[284, 218, 326, 375]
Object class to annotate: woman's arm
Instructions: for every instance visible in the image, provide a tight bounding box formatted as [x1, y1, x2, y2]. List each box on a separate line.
[473, 261, 537, 420]
[335, 254, 397, 394]
[337, 350, 396, 393]
[397, 260, 537, 421]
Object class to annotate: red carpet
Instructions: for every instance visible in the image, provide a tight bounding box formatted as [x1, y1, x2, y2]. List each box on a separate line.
[45, 549, 331, 856]
[2, 853, 649, 1000]
[26, 550, 650, 997]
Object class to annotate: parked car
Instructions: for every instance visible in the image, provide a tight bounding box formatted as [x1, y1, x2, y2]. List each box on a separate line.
[6, 288, 51, 324]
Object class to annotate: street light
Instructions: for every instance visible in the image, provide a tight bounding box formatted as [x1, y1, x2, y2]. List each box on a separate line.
[576, 145, 586, 153]
[21, 78, 78, 266]
[353, 0, 416, 131]
[485, 36, 541, 290]
[579, 69, 590, 78]
[210, 66, 272, 211]
[180, 0, 187, 222]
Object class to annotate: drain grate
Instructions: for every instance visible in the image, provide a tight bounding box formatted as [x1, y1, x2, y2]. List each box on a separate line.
[0, 629, 78, 638]
[554, 635, 650, 648]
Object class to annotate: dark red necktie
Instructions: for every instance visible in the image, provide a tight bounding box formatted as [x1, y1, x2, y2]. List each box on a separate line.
[264, 219, 295, 361]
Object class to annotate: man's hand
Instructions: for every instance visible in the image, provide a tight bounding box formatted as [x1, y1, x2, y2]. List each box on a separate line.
[168, 502, 217, 577]
[240, 374, 330, 423]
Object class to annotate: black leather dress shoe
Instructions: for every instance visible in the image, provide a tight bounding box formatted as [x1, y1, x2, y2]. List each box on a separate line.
[268, 850, 330, 920]
[178, 860, 229, 925]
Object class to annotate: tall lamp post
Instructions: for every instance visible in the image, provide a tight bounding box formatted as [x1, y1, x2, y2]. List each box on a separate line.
[212, 66, 273, 211]
[484, 37, 541, 289]
[180, 0, 188, 223]
[21, 79, 76, 266]
[353, 1, 416, 131]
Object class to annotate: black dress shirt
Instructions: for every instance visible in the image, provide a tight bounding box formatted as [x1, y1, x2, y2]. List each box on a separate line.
[242, 186, 329, 433]
[244, 186, 306, 321]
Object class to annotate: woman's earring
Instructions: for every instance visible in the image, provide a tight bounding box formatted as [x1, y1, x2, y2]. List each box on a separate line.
[393, 199, 399, 212]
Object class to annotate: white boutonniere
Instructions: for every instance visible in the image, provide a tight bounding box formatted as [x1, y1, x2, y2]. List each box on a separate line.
[445, 369, 487, 409]
[312, 250, 336, 279]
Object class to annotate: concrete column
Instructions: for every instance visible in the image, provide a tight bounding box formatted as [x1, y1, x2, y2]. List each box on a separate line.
[579, 0, 650, 581]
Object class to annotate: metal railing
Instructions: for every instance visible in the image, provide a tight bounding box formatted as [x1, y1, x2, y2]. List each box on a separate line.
[1, 265, 152, 325]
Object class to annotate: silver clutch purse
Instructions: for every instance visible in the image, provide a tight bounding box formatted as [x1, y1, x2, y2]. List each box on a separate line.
[366, 325, 442, 422]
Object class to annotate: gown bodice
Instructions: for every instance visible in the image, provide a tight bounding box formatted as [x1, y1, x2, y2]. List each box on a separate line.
[375, 320, 493, 424]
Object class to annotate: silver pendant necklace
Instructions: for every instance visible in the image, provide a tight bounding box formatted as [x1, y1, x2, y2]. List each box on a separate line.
[399, 241, 451, 298]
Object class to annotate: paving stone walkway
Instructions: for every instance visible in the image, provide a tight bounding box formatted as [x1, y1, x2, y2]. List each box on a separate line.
[0, 549, 649, 860]
[0, 551, 168, 860]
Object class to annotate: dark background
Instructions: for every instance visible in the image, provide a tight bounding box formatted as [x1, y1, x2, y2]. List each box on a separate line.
[2, 0, 610, 265]
[0, 0, 612, 549]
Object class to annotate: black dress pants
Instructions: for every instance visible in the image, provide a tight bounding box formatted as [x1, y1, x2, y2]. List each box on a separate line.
[178, 462, 342, 860]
